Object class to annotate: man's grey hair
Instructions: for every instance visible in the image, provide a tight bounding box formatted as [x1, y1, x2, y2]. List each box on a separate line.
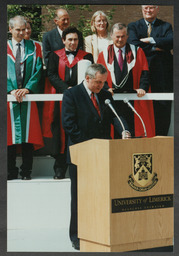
[9, 15, 27, 29]
[111, 23, 128, 35]
[141, 5, 158, 9]
[85, 64, 107, 79]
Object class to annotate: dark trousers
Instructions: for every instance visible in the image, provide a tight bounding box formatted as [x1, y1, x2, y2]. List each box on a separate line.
[8, 143, 33, 177]
[153, 100, 172, 136]
[69, 163, 78, 241]
[114, 100, 135, 137]
[51, 101, 68, 175]
[52, 152, 68, 174]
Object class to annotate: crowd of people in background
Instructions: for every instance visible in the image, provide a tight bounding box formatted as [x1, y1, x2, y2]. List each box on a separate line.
[7, 5, 173, 250]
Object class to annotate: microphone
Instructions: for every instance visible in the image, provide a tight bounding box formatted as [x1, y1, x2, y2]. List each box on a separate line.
[123, 98, 147, 137]
[105, 99, 129, 139]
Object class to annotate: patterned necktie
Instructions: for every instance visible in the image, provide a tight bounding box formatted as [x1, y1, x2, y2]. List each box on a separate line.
[118, 49, 124, 71]
[147, 22, 152, 37]
[15, 43, 22, 88]
[91, 92, 101, 117]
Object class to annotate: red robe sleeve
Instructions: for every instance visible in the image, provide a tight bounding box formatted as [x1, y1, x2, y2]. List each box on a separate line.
[132, 48, 155, 137]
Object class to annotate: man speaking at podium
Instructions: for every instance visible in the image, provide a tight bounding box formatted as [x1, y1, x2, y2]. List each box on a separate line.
[62, 63, 131, 250]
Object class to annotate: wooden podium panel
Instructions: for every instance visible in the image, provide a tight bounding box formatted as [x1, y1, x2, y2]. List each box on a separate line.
[70, 137, 174, 252]
[71, 139, 111, 245]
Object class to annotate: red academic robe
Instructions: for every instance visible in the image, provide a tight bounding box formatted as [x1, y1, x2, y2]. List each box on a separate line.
[97, 44, 155, 137]
[7, 40, 44, 150]
[42, 48, 91, 153]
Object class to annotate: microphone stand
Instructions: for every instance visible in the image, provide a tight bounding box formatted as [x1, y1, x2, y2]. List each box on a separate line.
[123, 98, 147, 137]
[105, 99, 129, 139]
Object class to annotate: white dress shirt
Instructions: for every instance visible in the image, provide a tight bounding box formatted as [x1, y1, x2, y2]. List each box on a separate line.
[65, 48, 76, 76]
[113, 44, 126, 61]
[83, 80, 99, 102]
[12, 38, 25, 78]
[57, 26, 63, 37]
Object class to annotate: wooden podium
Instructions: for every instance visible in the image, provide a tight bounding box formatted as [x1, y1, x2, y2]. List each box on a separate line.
[70, 137, 174, 252]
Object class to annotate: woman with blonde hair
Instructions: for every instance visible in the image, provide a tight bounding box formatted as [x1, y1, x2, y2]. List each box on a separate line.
[85, 10, 113, 62]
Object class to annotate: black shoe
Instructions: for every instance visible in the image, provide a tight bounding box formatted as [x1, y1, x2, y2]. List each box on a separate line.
[20, 170, 31, 180]
[53, 168, 66, 179]
[8, 167, 19, 180]
[21, 175, 31, 180]
[53, 174, 65, 179]
[72, 238, 80, 250]
[8, 174, 18, 180]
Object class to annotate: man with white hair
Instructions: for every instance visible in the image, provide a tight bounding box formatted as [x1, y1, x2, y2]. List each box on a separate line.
[128, 5, 173, 136]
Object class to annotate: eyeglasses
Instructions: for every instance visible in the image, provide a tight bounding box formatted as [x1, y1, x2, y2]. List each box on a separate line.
[142, 6, 156, 11]
[95, 20, 107, 24]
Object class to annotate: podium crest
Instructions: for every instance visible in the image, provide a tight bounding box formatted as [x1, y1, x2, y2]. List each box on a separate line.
[128, 153, 158, 192]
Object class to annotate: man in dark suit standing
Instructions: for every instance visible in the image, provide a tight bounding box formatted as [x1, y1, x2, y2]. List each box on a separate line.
[62, 64, 130, 250]
[128, 5, 173, 136]
[42, 8, 83, 68]
[42, 27, 93, 180]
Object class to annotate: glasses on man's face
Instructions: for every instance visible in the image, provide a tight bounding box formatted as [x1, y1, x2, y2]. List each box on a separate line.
[95, 19, 107, 24]
[143, 6, 156, 11]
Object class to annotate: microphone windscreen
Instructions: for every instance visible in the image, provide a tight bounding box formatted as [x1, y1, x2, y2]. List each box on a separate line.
[105, 99, 111, 105]
[123, 98, 128, 103]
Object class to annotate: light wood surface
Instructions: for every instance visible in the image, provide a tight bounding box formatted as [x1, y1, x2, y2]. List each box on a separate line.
[80, 237, 173, 252]
[70, 136, 174, 252]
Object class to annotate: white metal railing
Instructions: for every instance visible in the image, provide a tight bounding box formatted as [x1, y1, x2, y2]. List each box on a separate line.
[7, 93, 174, 102]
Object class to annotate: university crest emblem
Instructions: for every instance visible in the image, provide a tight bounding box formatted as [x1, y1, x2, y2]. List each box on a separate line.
[128, 153, 158, 192]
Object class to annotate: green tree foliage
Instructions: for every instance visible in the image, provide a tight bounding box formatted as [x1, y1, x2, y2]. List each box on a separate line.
[7, 5, 42, 41]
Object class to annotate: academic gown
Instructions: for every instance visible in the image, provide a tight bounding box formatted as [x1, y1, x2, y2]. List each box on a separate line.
[42, 48, 94, 154]
[97, 43, 155, 138]
[7, 40, 44, 150]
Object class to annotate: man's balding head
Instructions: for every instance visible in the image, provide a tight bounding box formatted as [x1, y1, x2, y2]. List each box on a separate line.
[54, 8, 70, 31]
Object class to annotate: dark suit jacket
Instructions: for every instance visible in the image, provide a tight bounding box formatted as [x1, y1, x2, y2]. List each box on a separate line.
[42, 27, 84, 68]
[62, 83, 129, 163]
[47, 50, 93, 93]
[128, 18, 173, 92]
